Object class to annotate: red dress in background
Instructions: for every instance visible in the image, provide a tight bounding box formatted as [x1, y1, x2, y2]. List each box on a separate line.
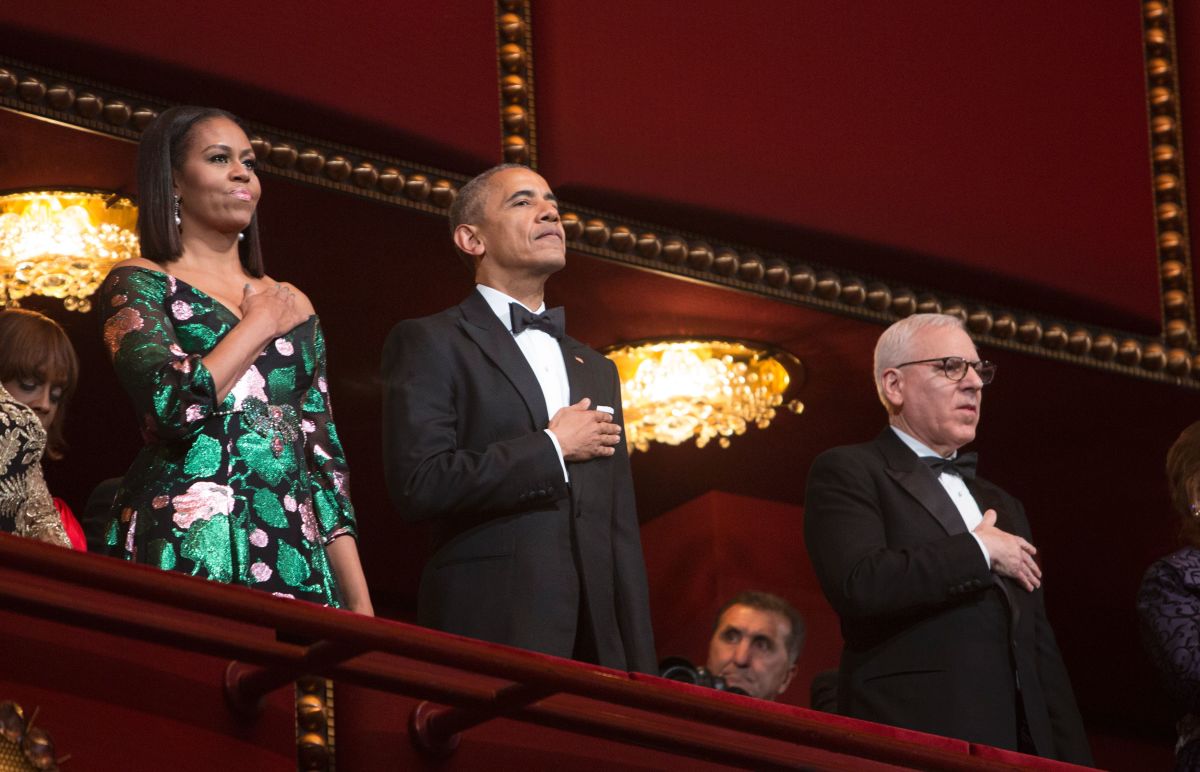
[53, 497, 86, 552]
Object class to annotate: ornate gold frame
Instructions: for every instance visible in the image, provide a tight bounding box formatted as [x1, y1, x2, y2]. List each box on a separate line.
[1143, 1, 1195, 354]
[0, 3, 1193, 396]
[496, 0, 538, 168]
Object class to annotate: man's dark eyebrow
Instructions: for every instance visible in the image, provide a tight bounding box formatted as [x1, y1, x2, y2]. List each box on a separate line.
[503, 189, 558, 205]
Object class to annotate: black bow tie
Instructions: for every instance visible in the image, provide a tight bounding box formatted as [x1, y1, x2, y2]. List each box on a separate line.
[922, 452, 978, 480]
[510, 304, 565, 339]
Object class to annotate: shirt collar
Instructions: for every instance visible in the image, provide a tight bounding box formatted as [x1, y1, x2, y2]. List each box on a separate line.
[890, 426, 958, 460]
[476, 284, 545, 332]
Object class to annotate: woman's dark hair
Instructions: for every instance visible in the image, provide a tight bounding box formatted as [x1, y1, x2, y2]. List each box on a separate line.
[0, 309, 79, 460]
[136, 105, 264, 277]
[1166, 421, 1200, 548]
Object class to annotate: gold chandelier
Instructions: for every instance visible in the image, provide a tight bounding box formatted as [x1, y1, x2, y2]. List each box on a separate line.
[0, 190, 139, 312]
[605, 339, 804, 452]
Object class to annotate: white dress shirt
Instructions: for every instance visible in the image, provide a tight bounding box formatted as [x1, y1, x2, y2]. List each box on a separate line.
[476, 284, 571, 480]
[891, 426, 991, 567]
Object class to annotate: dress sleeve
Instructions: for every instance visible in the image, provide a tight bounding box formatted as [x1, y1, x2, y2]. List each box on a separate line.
[301, 320, 357, 544]
[1137, 555, 1200, 712]
[99, 268, 221, 442]
[0, 385, 70, 548]
[17, 462, 72, 548]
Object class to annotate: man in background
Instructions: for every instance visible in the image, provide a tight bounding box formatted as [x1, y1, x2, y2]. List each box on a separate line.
[705, 590, 804, 701]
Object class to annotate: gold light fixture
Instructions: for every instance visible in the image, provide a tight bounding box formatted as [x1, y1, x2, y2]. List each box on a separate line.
[605, 339, 804, 452]
[0, 190, 139, 312]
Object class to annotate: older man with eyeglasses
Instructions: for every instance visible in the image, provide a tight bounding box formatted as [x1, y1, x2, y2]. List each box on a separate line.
[804, 313, 1092, 764]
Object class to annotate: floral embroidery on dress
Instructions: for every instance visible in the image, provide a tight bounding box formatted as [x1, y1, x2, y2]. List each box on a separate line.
[98, 266, 357, 607]
[171, 481, 235, 529]
[103, 306, 144, 353]
[240, 397, 301, 457]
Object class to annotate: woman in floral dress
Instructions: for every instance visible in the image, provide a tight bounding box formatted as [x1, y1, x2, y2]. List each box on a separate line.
[100, 106, 372, 613]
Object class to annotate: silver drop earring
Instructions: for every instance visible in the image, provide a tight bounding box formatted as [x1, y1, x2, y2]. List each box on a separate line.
[238, 232, 245, 242]
[173, 195, 182, 228]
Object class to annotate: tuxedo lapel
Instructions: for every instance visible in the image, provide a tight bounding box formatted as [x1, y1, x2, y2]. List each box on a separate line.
[457, 292, 551, 428]
[560, 336, 592, 405]
[876, 428, 968, 537]
[967, 477, 1023, 629]
[966, 480, 1007, 531]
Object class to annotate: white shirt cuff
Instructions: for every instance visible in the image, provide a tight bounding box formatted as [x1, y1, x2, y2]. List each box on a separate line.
[544, 428, 569, 482]
[970, 532, 991, 568]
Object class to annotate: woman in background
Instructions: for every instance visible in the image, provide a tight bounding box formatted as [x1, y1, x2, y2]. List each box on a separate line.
[99, 105, 372, 613]
[1137, 421, 1200, 771]
[0, 380, 69, 547]
[0, 308, 84, 550]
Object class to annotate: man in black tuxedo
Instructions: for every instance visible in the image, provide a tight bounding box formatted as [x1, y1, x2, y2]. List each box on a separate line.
[804, 314, 1091, 763]
[381, 164, 656, 673]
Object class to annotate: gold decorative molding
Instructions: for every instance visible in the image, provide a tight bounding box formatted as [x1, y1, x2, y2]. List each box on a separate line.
[1, 52, 1195, 388]
[295, 678, 335, 772]
[1143, 0, 1196, 352]
[0, 59, 158, 141]
[496, 0, 537, 167]
[556, 203, 1194, 385]
[0, 58, 468, 219]
[0, 699, 63, 771]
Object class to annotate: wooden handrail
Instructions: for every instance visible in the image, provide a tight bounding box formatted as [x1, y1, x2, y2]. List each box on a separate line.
[0, 535, 1077, 771]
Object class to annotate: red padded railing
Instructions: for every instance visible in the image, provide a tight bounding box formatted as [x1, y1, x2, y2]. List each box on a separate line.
[0, 534, 1089, 771]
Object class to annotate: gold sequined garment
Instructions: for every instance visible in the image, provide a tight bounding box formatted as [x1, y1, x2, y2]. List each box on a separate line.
[0, 383, 70, 547]
[99, 266, 357, 607]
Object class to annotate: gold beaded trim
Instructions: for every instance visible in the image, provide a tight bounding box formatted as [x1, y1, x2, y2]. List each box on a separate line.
[295, 677, 335, 771]
[496, 0, 537, 168]
[0, 58, 468, 218]
[0, 44, 1194, 388]
[1143, 1, 1196, 355]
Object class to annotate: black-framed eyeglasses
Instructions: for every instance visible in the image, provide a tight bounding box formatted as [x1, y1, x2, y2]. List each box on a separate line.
[894, 356, 997, 385]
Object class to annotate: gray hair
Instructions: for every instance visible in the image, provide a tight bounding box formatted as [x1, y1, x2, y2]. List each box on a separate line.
[873, 313, 967, 409]
[447, 163, 530, 265]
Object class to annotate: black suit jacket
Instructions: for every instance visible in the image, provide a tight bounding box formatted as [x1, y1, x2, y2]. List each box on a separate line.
[804, 428, 1091, 764]
[381, 290, 656, 673]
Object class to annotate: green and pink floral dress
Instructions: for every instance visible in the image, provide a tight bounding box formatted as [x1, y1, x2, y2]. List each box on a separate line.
[100, 265, 356, 607]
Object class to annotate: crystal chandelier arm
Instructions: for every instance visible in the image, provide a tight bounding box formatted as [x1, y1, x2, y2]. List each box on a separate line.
[0, 191, 139, 312]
